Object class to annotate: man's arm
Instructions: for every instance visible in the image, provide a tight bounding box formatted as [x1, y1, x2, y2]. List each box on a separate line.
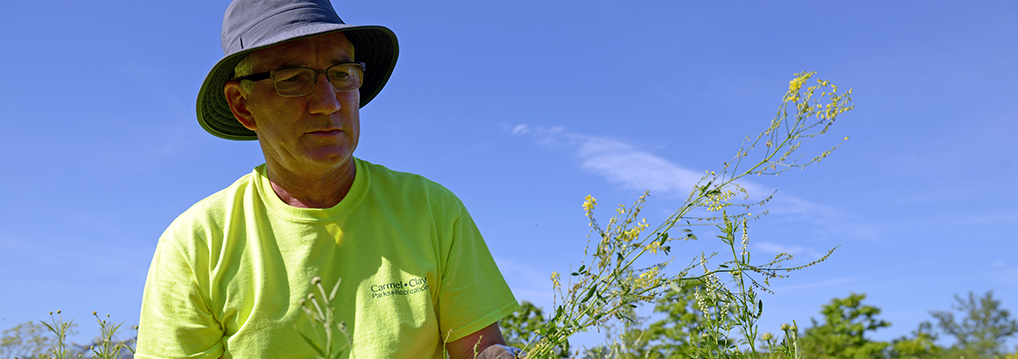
[446, 323, 519, 359]
[136, 233, 225, 359]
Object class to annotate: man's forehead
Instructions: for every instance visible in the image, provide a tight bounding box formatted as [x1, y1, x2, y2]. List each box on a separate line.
[251, 32, 355, 68]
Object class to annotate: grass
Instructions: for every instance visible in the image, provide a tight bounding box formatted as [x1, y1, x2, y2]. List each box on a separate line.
[14, 311, 135, 359]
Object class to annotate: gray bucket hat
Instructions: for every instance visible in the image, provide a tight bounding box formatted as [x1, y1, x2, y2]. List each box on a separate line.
[196, 0, 398, 140]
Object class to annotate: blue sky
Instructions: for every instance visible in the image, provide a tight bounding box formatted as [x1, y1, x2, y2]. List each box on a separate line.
[1, 0, 1016, 351]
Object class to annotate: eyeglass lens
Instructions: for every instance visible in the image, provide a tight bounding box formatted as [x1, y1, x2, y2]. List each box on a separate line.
[272, 63, 363, 96]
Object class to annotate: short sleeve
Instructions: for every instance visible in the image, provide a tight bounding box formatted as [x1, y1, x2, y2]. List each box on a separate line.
[136, 230, 225, 359]
[436, 205, 519, 342]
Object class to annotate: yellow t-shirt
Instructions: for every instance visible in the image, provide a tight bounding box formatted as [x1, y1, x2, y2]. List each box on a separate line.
[137, 159, 518, 358]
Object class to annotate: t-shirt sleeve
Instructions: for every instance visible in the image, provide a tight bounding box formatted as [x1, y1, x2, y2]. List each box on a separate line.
[436, 204, 519, 343]
[136, 229, 225, 359]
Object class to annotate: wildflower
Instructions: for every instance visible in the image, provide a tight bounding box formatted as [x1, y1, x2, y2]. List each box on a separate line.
[695, 289, 710, 315]
[623, 219, 649, 242]
[635, 266, 661, 290]
[551, 271, 562, 289]
[781, 323, 790, 331]
[644, 241, 662, 254]
[762, 332, 774, 341]
[740, 218, 749, 256]
[582, 195, 596, 214]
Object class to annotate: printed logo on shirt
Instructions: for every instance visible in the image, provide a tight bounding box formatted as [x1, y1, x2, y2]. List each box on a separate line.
[369, 276, 430, 299]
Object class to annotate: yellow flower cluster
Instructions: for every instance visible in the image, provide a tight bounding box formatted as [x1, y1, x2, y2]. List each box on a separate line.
[634, 266, 661, 290]
[582, 195, 597, 218]
[644, 240, 663, 254]
[551, 271, 562, 290]
[705, 189, 736, 212]
[621, 218, 649, 242]
[783, 72, 855, 126]
[784, 74, 808, 102]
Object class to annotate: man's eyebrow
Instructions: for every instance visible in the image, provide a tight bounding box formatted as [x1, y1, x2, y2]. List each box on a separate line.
[279, 61, 309, 69]
[275, 57, 353, 70]
[329, 56, 354, 65]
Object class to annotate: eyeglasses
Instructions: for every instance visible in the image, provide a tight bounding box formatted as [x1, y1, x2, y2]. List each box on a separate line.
[235, 62, 366, 97]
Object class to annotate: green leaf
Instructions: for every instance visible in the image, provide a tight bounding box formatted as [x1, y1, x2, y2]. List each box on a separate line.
[582, 286, 597, 303]
[296, 331, 326, 356]
[669, 281, 682, 292]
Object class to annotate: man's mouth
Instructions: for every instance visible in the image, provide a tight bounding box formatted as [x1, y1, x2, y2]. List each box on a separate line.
[307, 129, 343, 137]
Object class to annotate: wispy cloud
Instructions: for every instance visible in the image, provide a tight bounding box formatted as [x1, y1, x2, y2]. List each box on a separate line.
[504, 124, 878, 241]
[754, 241, 825, 260]
[769, 277, 859, 292]
[505, 124, 703, 197]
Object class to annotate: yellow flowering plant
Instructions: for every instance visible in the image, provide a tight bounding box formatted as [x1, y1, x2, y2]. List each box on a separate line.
[520, 71, 852, 358]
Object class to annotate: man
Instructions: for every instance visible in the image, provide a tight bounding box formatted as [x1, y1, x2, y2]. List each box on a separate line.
[136, 1, 520, 358]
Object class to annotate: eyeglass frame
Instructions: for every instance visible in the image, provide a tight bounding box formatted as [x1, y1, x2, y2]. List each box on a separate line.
[234, 62, 367, 97]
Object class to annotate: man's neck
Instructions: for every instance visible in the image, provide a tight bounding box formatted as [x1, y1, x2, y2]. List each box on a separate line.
[264, 160, 357, 209]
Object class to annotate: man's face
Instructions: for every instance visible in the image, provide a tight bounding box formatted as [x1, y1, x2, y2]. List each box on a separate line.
[226, 32, 360, 176]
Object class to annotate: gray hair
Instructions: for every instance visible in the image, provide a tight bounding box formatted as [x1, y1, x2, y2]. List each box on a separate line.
[233, 53, 258, 94]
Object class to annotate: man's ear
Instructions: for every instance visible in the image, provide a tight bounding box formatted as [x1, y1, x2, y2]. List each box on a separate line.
[224, 81, 257, 131]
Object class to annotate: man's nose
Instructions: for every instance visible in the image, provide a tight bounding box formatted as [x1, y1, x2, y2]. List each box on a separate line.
[307, 73, 341, 114]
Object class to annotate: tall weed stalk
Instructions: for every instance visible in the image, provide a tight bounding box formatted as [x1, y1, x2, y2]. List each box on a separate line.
[30, 311, 134, 359]
[36, 311, 75, 359]
[522, 71, 853, 358]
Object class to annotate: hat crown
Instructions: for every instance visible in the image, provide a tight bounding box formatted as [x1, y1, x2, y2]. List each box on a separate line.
[221, 0, 345, 55]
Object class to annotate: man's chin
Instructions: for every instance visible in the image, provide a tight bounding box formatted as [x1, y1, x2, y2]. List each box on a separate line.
[302, 150, 355, 169]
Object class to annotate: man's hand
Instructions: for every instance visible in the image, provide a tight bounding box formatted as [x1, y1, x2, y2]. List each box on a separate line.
[476, 344, 521, 359]
[446, 323, 520, 359]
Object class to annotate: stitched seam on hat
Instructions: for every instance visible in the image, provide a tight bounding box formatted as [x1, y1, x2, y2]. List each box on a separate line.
[239, 6, 325, 48]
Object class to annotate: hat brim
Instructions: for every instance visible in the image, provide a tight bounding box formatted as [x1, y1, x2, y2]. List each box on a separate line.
[196, 24, 398, 141]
